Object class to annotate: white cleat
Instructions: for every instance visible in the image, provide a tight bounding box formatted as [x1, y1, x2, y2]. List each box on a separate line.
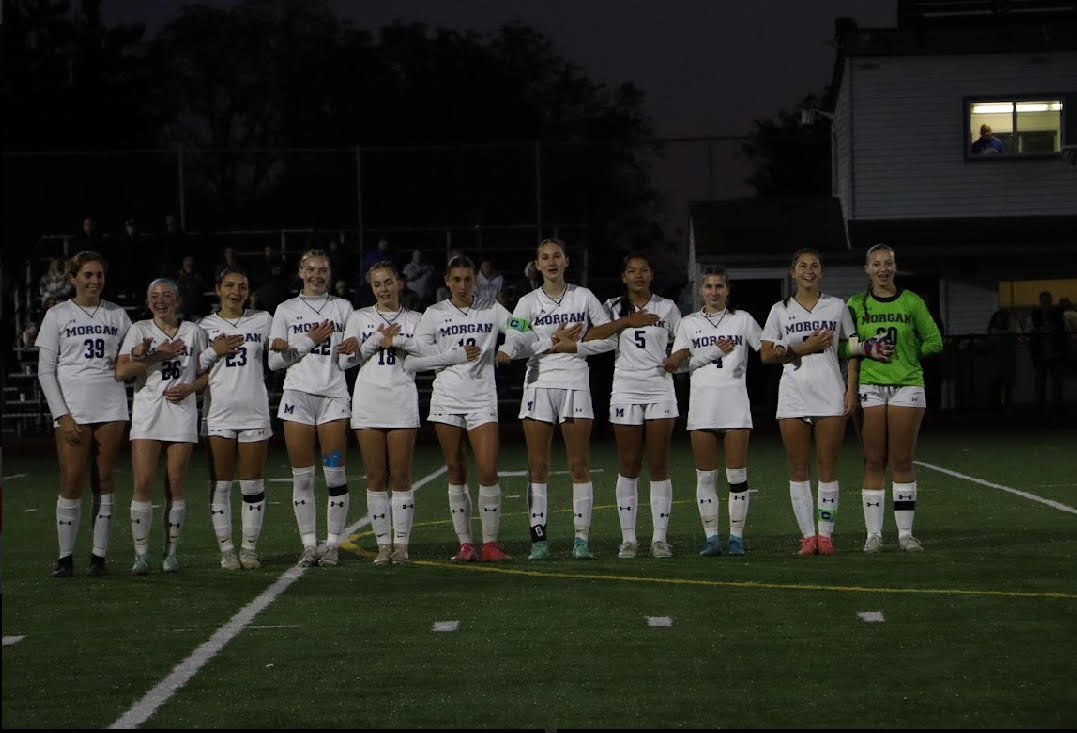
[617, 542, 638, 559]
[863, 534, 883, 553]
[899, 535, 924, 553]
[220, 550, 241, 570]
[374, 544, 392, 566]
[297, 545, 319, 567]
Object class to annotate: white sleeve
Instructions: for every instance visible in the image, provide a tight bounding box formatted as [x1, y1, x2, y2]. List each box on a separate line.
[688, 351, 722, 372]
[338, 312, 362, 370]
[839, 304, 856, 341]
[404, 309, 439, 357]
[671, 318, 690, 353]
[267, 309, 314, 371]
[120, 322, 142, 356]
[358, 331, 387, 363]
[199, 345, 219, 372]
[576, 335, 616, 357]
[746, 315, 763, 351]
[666, 306, 682, 345]
[37, 346, 70, 419]
[499, 299, 551, 359]
[403, 347, 469, 374]
[587, 290, 611, 328]
[760, 304, 785, 346]
[191, 327, 209, 376]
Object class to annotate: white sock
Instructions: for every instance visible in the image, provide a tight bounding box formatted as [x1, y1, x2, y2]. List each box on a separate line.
[789, 480, 816, 538]
[91, 493, 114, 558]
[56, 496, 81, 559]
[448, 484, 472, 544]
[392, 490, 415, 547]
[649, 479, 672, 544]
[210, 480, 233, 552]
[166, 500, 186, 556]
[726, 467, 749, 539]
[324, 465, 349, 546]
[862, 489, 885, 537]
[528, 482, 548, 543]
[478, 484, 501, 544]
[573, 482, 593, 540]
[367, 490, 391, 546]
[239, 479, 265, 551]
[817, 481, 840, 538]
[893, 481, 918, 539]
[130, 500, 152, 555]
[291, 466, 317, 547]
[616, 475, 639, 544]
[696, 469, 719, 539]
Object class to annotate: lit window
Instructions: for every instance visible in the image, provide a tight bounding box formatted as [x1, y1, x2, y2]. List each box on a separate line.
[968, 98, 1064, 157]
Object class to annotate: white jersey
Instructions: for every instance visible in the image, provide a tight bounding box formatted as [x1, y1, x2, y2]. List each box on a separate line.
[268, 295, 353, 399]
[761, 294, 854, 418]
[503, 284, 610, 390]
[342, 306, 422, 426]
[411, 298, 513, 412]
[673, 309, 762, 389]
[604, 294, 681, 404]
[200, 310, 273, 432]
[35, 299, 132, 423]
[121, 319, 208, 442]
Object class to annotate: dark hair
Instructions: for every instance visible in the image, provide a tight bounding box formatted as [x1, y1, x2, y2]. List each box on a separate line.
[785, 248, 822, 307]
[215, 265, 249, 286]
[445, 253, 475, 276]
[700, 264, 736, 314]
[617, 252, 653, 317]
[66, 250, 107, 279]
[860, 243, 896, 321]
[537, 237, 567, 258]
[366, 259, 400, 282]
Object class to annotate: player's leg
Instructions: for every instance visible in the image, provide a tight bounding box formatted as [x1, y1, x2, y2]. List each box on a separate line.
[283, 420, 319, 565]
[435, 422, 477, 561]
[160, 441, 194, 572]
[644, 417, 676, 558]
[468, 421, 509, 561]
[723, 428, 751, 556]
[51, 425, 91, 577]
[812, 415, 846, 555]
[386, 428, 418, 564]
[522, 417, 555, 559]
[357, 428, 393, 564]
[235, 436, 269, 568]
[778, 418, 817, 555]
[690, 429, 722, 555]
[860, 404, 889, 553]
[612, 422, 644, 556]
[208, 435, 240, 568]
[315, 418, 350, 566]
[86, 420, 126, 575]
[560, 415, 595, 559]
[129, 438, 162, 574]
[888, 404, 926, 552]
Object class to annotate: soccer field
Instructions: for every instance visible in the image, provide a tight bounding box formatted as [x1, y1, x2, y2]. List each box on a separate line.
[2, 428, 1075, 728]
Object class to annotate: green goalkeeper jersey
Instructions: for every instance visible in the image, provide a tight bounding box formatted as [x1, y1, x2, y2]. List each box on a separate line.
[846, 289, 943, 387]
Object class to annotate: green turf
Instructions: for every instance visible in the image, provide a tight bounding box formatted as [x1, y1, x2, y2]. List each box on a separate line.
[2, 429, 1075, 728]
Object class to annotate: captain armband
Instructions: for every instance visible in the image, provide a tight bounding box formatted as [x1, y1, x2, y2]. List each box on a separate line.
[507, 316, 532, 333]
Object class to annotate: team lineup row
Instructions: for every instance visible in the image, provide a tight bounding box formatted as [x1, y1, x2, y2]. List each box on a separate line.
[38, 239, 942, 577]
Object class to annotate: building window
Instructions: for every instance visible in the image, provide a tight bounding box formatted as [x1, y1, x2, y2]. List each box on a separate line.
[966, 97, 1066, 158]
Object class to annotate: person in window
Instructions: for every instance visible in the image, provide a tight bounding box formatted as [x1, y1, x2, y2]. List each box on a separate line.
[970, 124, 1004, 155]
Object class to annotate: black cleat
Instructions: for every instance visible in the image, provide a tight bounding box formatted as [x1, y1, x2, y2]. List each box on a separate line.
[87, 554, 108, 577]
[51, 555, 74, 578]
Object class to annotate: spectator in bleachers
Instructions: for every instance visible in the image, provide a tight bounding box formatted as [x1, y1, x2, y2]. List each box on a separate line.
[402, 249, 435, 309]
[251, 262, 291, 315]
[176, 255, 209, 319]
[1023, 290, 1067, 409]
[39, 257, 72, 306]
[476, 258, 504, 304]
[253, 244, 281, 289]
[359, 238, 393, 306]
[986, 309, 1017, 414]
[214, 246, 241, 284]
[1060, 297, 1077, 334]
[79, 217, 103, 247]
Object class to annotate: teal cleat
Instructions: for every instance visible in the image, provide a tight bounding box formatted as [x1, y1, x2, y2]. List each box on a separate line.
[699, 535, 723, 556]
[131, 554, 151, 576]
[162, 553, 180, 574]
[528, 540, 551, 561]
[572, 537, 594, 560]
[727, 536, 745, 556]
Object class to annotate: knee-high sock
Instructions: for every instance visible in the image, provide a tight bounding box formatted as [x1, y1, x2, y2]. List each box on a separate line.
[616, 475, 638, 544]
[210, 480, 233, 552]
[573, 482, 593, 540]
[324, 465, 349, 546]
[528, 482, 548, 543]
[862, 489, 885, 537]
[56, 496, 81, 559]
[367, 490, 391, 546]
[392, 490, 415, 546]
[291, 466, 317, 547]
[130, 500, 152, 556]
[448, 484, 472, 544]
[650, 479, 672, 544]
[91, 493, 114, 559]
[893, 481, 918, 538]
[696, 470, 719, 538]
[239, 479, 265, 551]
[165, 500, 186, 557]
[726, 468, 749, 539]
[789, 480, 816, 538]
[817, 481, 840, 538]
[478, 484, 501, 544]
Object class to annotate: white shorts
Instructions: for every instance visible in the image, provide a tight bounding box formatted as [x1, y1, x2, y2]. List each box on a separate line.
[130, 398, 198, 443]
[54, 411, 128, 429]
[519, 386, 594, 424]
[609, 401, 678, 425]
[687, 386, 753, 431]
[428, 406, 499, 431]
[859, 384, 926, 409]
[204, 426, 273, 443]
[277, 389, 351, 425]
[352, 383, 420, 429]
[62, 380, 129, 426]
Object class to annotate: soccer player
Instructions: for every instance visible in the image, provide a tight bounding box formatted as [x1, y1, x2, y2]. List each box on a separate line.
[667, 265, 762, 557]
[593, 253, 682, 559]
[847, 243, 942, 553]
[37, 251, 132, 577]
[761, 249, 865, 556]
[199, 266, 273, 570]
[268, 249, 356, 568]
[498, 238, 656, 560]
[115, 278, 215, 574]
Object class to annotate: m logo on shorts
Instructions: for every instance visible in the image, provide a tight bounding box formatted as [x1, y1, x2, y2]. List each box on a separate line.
[284, 404, 295, 414]
[615, 408, 624, 417]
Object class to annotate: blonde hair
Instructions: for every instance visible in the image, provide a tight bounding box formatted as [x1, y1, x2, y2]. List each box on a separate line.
[298, 248, 330, 270]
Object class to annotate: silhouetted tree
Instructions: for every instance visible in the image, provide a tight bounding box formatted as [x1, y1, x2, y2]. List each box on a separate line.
[741, 91, 833, 196]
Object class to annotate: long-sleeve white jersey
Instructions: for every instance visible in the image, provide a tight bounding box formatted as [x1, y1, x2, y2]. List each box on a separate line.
[340, 305, 422, 406]
[501, 284, 611, 390]
[200, 310, 273, 431]
[35, 299, 132, 423]
[268, 295, 353, 399]
[409, 298, 514, 412]
[672, 309, 762, 389]
[121, 319, 208, 439]
[602, 295, 681, 403]
[760, 294, 855, 417]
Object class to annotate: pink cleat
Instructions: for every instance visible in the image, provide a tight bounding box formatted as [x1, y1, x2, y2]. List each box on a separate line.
[480, 542, 511, 562]
[452, 542, 479, 562]
[797, 536, 818, 556]
[816, 535, 836, 555]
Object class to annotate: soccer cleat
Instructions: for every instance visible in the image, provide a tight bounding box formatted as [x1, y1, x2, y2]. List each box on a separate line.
[162, 553, 180, 573]
[797, 536, 818, 556]
[480, 542, 511, 562]
[452, 542, 479, 562]
[87, 554, 108, 577]
[390, 547, 410, 565]
[650, 541, 674, 559]
[220, 550, 241, 570]
[374, 544, 392, 566]
[863, 534, 883, 554]
[527, 540, 551, 561]
[572, 537, 594, 560]
[50, 555, 74, 578]
[816, 535, 836, 556]
[318, 544, 340, 567]
[899, 535, 924, 553]
[726, 536, 745, 556]
[617, 541, 638, 559]
[297, 545, 319, 567]
[131, 554, 151, 576]
[699, 535, 723, 557]
[238, 549, 261, 569]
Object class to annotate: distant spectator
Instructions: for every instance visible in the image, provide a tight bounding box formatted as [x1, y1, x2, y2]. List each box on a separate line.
[1060, 297, 1077, 333]
[214, 246, 241, 284]
[176, 255, 209, 319]
[79, 216, 103, 247]
[986, 310, 1017, 413]
[970, 124, 1004, 155]
[253, 244, 282, 288]
[252, 262, 291, 315]
[1023, 291, 1067, 408]
[476, 258, 504, 304]
[39, 257, 72, 306]
[333, 278, 358, 307]
[402, 249, 436, 308]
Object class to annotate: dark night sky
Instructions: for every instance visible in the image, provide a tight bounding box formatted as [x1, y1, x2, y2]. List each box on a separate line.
[102, 0, 896, 225]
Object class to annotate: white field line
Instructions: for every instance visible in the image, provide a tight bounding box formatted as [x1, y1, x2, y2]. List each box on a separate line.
[3, 635, 27, 646]
[432, 620, 460, 632]
[497, 469, 605, 478]
[646, 616, 673, 627]
[109, 465, 446, 729]
[914, 461, 1077, 515]
[857, 611, 885, 623]
[2, 473, 28, 481]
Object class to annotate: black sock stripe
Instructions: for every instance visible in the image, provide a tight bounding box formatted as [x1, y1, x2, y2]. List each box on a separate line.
[729, 481, 749, 493]
[242, 492, 266, 503]
[327, 484, 349, 497]
[894, 500, 917, 511]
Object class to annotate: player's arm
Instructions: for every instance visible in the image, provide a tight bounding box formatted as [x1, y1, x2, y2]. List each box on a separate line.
[912, 296, 944, 358]
[844, 357, 861, 416]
